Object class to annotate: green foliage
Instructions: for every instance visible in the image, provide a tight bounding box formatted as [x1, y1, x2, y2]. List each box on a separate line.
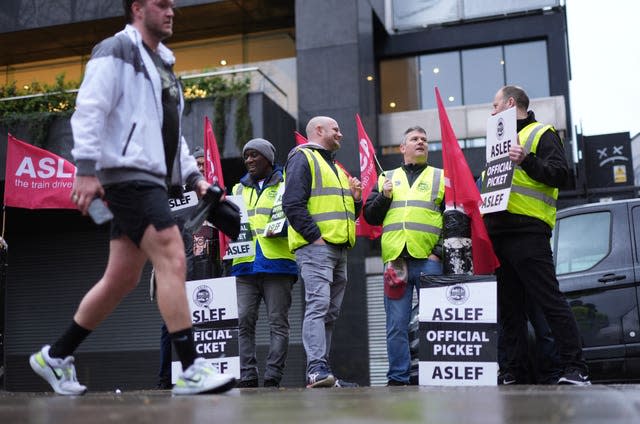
[0, 74, 76, 146]
[1, 73, 253, 153]
[182, 74, 252, 151]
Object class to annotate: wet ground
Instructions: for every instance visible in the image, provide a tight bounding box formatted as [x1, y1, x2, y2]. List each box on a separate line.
[1, 385, 640, 423]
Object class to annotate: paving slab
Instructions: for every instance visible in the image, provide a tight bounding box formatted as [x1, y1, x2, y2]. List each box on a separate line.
[1, 385, 640, 424]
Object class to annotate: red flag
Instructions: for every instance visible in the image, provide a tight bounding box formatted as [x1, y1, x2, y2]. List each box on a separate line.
[294, 130, 307, 146]
[435, 87, 500, 274]
[203, 117, 229, 259]
[203, 116, 225, 189]
[4, 134, 76, 210]
[355, 114, 382, 239]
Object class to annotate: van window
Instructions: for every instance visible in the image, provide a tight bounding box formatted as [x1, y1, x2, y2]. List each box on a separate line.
[554, 211, 610, 274]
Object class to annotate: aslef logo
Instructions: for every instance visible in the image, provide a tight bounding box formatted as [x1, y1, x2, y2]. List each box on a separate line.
[193, 285, 213, 308]
[446, 284, 469, 305]
[496, 118, 505, 140]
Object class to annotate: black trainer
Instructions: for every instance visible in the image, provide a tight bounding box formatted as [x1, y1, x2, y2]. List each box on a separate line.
[386, 379, 408, 387]
[557, 369, 591, 386]
[236, 378, 259, 388]
[498, 371, 516, 385]
[263, 379, 280, 388]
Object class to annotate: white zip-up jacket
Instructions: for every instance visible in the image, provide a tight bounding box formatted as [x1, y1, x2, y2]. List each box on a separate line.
[71, 25, 201, 190]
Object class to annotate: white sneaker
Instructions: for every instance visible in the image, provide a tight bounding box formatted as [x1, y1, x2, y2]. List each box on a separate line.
[29, 345, 87, 395]
[172, 358, 236, 395]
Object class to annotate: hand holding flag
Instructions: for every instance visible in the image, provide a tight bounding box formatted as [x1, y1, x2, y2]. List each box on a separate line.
[203, 117, 229, 259]
[355, 113, 382, 239]
[435, 88, 499, 274]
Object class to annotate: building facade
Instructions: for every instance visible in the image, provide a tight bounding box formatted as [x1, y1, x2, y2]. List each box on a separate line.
[1, 0, 579, 388]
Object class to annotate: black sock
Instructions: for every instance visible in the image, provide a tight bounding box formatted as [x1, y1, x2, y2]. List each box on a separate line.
[170, 327, 198, 370]
[49, 320, 91, 358]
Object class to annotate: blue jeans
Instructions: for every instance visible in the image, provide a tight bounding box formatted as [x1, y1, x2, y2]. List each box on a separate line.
[385, 258, 442, 383]
[296, 243, 348, 374]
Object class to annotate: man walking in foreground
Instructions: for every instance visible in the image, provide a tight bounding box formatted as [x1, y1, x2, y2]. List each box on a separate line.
[29, 0, 235, 396]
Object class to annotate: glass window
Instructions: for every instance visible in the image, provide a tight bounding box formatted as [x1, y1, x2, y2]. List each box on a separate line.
[464, 137, 486, 148]
[380, 57, 420, 113]
[461, 46, 504, 105]
[504, 41, 549, 98]
[554, 212, 611, 275]
[419, 51, 462, 109]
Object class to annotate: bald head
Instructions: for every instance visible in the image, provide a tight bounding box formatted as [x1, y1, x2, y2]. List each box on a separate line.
[305, 116, 343, 151]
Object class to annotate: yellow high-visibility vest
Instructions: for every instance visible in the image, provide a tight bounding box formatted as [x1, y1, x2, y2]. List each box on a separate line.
[232, 179, 294, 266]
[287, 147, 356, 251]
[507, 122, 560, 228]
[380, 166, 444, 263]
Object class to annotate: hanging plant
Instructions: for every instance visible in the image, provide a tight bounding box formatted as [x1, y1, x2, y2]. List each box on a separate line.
[0, 74, 76, 147]
[182, 74, 252, 152]
[1, 73, 253, 152]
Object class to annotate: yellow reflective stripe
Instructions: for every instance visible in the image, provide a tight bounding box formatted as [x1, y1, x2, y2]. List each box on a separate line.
[431, 168, 442, 200]
[312, 211, 356, 222]
[248, 208, 271, 217]
[383, 222, 441, 234]
[511, 185, 556, 207]
[390, 200, 438, 211]
[522, 123, 545, 153]
[310, 187, 351, 196]
[308, 150, 324, 189]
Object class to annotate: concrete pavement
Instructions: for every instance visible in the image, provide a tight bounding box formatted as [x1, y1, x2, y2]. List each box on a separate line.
[1, 385, 640, 423]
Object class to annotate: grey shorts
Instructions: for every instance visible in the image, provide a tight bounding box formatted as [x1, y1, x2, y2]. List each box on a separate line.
[104, 181, 176, 247]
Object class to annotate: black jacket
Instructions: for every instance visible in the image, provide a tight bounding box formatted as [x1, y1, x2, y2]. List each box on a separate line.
[282, 144, 362, 245]
[483, 111, 569, 238]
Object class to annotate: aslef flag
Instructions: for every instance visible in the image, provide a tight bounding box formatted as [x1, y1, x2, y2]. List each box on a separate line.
[355, 113, 382, 239]
[435, 87, 500, 274]
[294, 130, 307, 146]
[4, 134, 76, 210]
[203, 117, 229, 259]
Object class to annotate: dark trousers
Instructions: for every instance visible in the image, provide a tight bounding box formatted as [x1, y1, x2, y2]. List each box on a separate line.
[497, 297, 562, 383]
[236, 273, 295, 383]
[493, 232, 587, 381]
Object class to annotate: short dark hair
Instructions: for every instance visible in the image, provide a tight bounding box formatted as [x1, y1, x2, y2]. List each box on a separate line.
[501, 85, 530, 111]
[401, 126, 426, 145]
[123, 0, 144, 23]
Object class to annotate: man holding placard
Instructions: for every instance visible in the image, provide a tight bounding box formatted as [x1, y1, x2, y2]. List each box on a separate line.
[482, 85, 590, 385]
[231, 138, 297, 388]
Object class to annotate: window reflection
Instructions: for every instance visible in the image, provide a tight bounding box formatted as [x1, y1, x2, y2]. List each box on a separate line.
[380, 57, 420, 113]
[555, 212, 611, 274]
[461, 46, 504, 106]
[504, 40, 549, 98]
[419, 51, 461, 109]
[380, 41, 550, 111]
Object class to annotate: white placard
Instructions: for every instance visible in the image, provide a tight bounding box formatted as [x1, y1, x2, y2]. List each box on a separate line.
[480, 107, 518, 214]
[223, 195, 255, 260]
[419, 278, 497, 386]
[169, 190, 199, 212]
[172, 276, 240, 382]
[419, 280, 497, 323]
[264, 184, 286, 237]
[419, 362, 499, 386]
